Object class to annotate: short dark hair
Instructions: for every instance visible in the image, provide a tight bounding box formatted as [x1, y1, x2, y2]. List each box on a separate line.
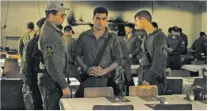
[45, 10, 58, 18]
[125, 23, 134, 29]
[93, 7, 108, 17]
[172, 26, 179, 32]
[168, 27, 173, 33]
[64, 25, 74, 34]
[36, 18, 46, 28]
[200, 32, 206, 36]
[151, 22, 158, 29]
[27, 22, 34, 30]
[134, 10, 152, 21]
[178, 28, 182, 33]
[56, 25, 63, 30]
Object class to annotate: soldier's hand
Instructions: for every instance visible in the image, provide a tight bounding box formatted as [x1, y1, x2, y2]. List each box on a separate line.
[96, 66, 108, 76]
[142, 80, 150, 85]
[87, 66, 96, 74]
[62, 87, 71, 98]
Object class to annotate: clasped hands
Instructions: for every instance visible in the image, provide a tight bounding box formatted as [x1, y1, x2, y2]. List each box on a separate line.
[87, 66, 108, 77]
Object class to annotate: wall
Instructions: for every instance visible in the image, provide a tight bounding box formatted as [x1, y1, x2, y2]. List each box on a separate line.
[0, 1, 207, 48]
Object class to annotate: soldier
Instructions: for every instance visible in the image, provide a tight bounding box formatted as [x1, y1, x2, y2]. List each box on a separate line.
[178, 28, 188, 55]
[135, 10, 167, 95]
[38, 1, 71, 109]
[18, 22, 35, 57]
[167, 26, 185, 69]
[124, 23, 142, 65]
[192, 32, 207, 60]
[21, 18, 46, 110]
[74, 7, 122, 97]
[63, 25, 76, 58]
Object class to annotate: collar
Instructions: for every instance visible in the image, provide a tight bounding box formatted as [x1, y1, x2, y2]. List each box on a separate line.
[85, 28, 109, 39]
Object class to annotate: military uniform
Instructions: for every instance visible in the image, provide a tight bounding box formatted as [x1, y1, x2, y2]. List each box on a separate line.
[191, 36, 207, 60]
[18, 31, 35, 57]
[74, 29, 122, 97]
[19, 31, 37, 110]
[63, 35, 77, 59]
[21, 34, 43, 110]
[139, 29, 167, 95]
[38, 21, 70, 110]
[167, 35, 185, 69]
[180, 33, 188, 55]
[124, 33, 142, 65]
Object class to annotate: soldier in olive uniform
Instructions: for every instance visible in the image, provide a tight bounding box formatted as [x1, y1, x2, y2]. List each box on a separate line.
[21, 18, 46, 110]
[167, 27, 185, 69]
[37, 1, 71, 110]
[135, 10, 167, 95]
[74, 7, 122, 97]
[192, 32, 207, 60]
[18, 22, 35, 57]
[63, 25, 76, 59]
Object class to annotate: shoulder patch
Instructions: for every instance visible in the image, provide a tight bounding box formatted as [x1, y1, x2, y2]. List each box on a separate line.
[45, 44, 54, 56]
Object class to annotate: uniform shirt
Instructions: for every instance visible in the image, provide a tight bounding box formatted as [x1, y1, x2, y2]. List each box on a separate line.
[167, 35, 185, 55]
[38, 20, 68, 89]
[124, 33, 142, 57]
[74, 29, 122, 72]
[18, 31, 35, 57]
[21, 35, 38, 89]
[180, 33, 188, 54]
[117, 36, 129, 60]
[192, 36, 207, 56]
[62, 35, 76, 59]
[141, 29, 168, 82]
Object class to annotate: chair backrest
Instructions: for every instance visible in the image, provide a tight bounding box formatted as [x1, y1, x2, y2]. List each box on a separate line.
[165, 78, 183, 94]
[0, 78, 25, 110]
[170, 70, 191, 77]
[93, 105, 134, 110]
[129, 85, 158, 97]
[3, 58, 21, 78]
[154, 104, 192, 110]
[84, 87, 114, 98]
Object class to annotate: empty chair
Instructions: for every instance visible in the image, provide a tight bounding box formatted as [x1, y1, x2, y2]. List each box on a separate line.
[0, 78, 25, 110]
[93, 105, 134, 110]
[154, 104, 192, 110]
[129, 85, 158, 97]
[84, 87, 114, 98]
[3, 58, 21, 78]
[165, 79, 183, 94]
[170, 70, 191, 77]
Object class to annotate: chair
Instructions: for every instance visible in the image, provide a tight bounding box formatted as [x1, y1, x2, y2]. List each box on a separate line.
[165, 78, 183, 94]
[129, 85, 158, 97]
[93, 105, 134, 110]
[0, 78, 25, 110]
[154, 104, 192, 110]
[170, 70, 191, 77]
[3, 58, 21, 78]
[84, 87, 114, 98]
